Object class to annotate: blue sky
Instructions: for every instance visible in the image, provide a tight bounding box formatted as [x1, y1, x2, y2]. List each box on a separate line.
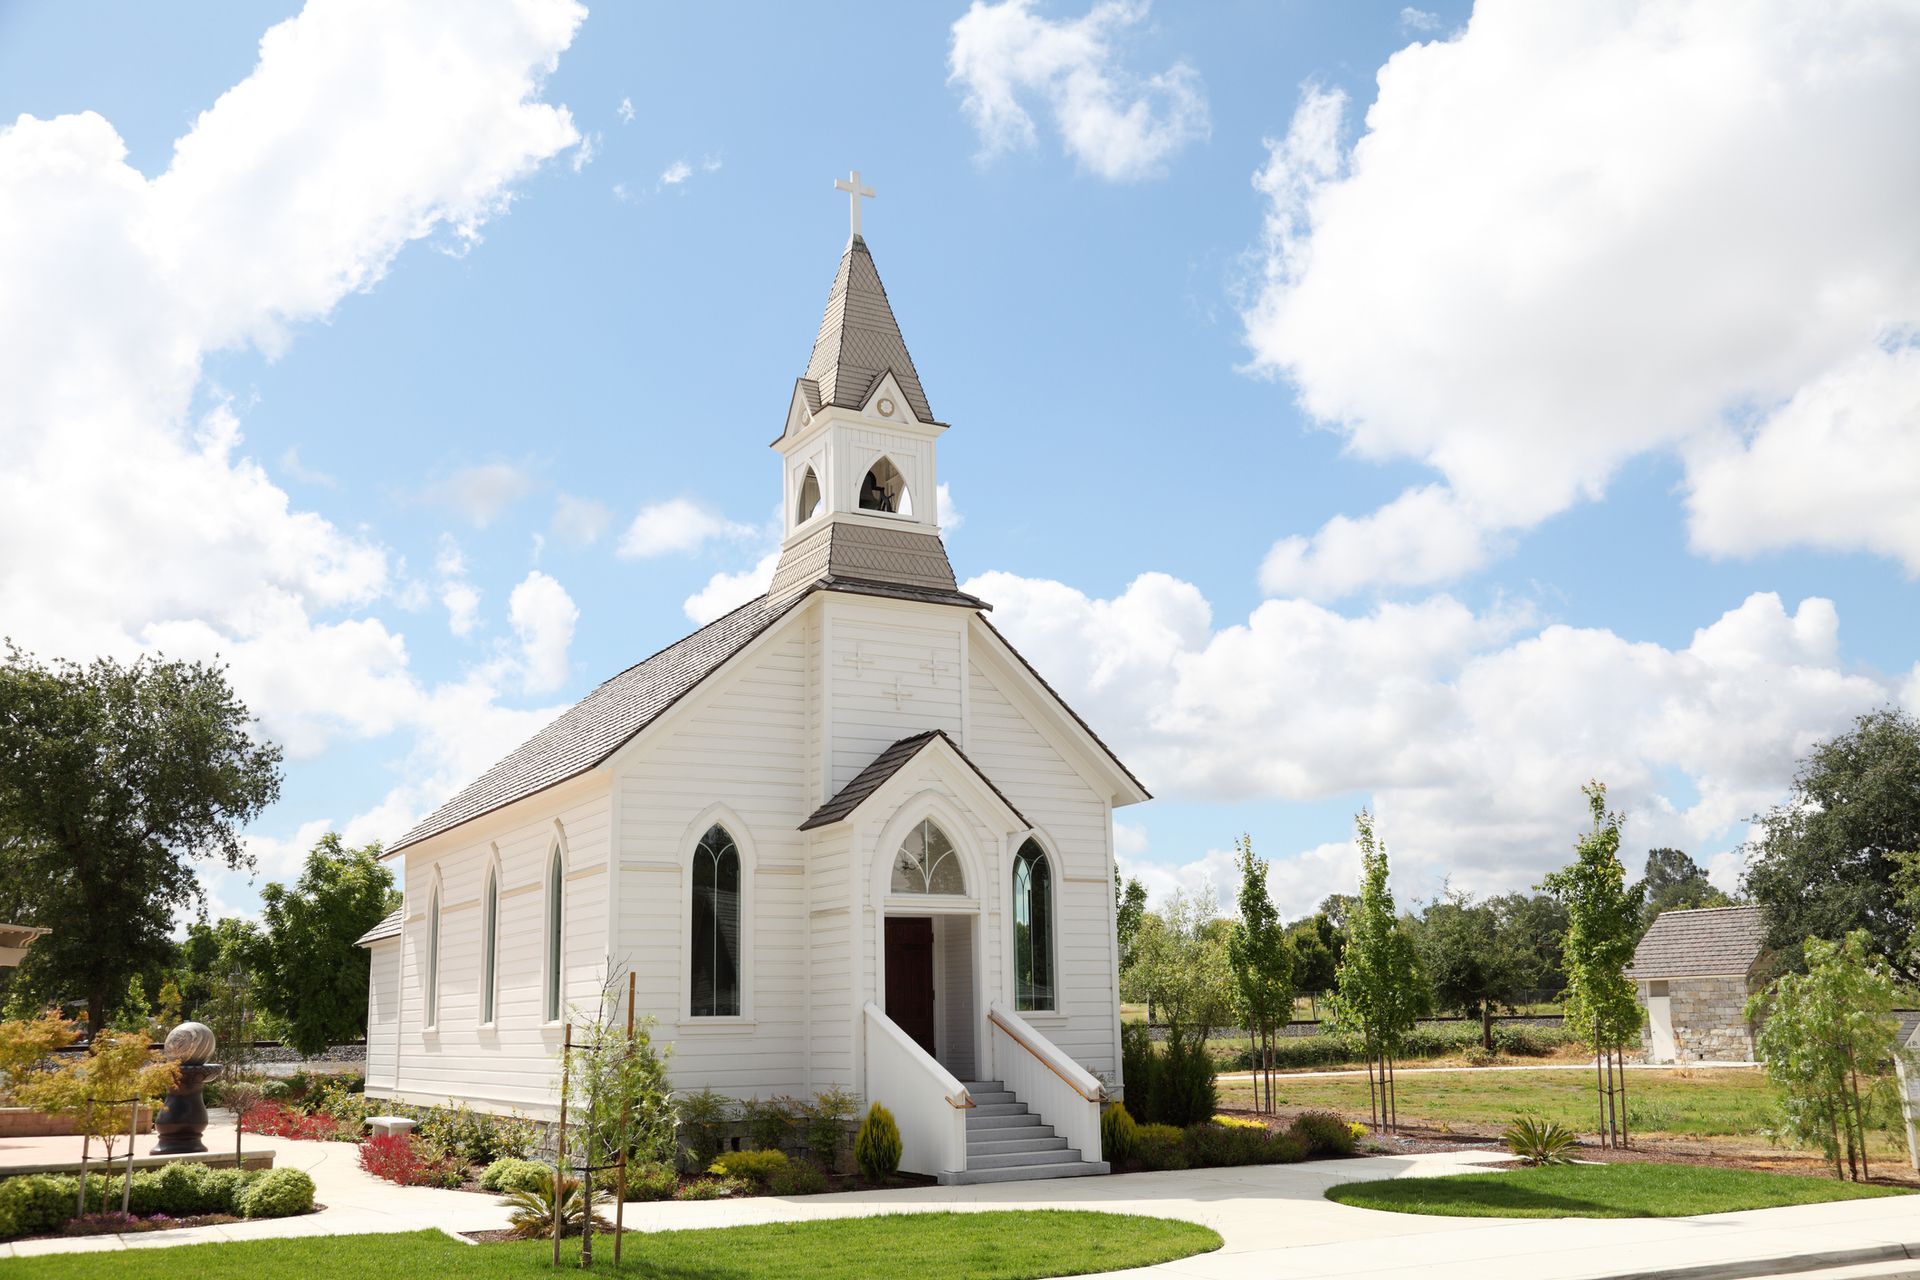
[2, 0, 1915, 923]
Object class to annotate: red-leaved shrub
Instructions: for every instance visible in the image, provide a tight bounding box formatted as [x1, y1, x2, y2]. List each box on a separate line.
[356, 1133, 463, 1187]
[241, 1101, 347, 1142]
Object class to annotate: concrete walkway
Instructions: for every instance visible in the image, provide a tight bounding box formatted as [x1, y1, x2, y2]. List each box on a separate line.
[1218, 1061, 1761, 1082]
[4, 1120, 1915, 1279]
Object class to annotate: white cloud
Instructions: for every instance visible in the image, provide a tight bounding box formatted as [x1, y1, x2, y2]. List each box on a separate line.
[1242, 1, 1920, 593]
[0, 0, 586, 842]
[948, 0, 1209, 182]
[278, 444, 335, 487]
[683, 550, 779, 625]
[660, 159, 691, 186]
[1398, 7, 1441, 33]
[427, 461, 537, 527]
[572, 129, 600, 173]
[936, 482, 963, 532]
[549, 492, 613, 547]
[434, 534, 481, 636]
[1685, 341, 1920, 571]
[971, 568, 1900, 917]
[617, 96, 635, 124]
[617, 497, 756, 558]
[508, 569, 578, 694]
[1259, 483, 1504, 600]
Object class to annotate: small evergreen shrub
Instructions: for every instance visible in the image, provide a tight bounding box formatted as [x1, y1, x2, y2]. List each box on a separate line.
[805, 1085, 859, 1167]
[709, 1148, 789, 1184]
[1120, 1023, 1156, 1119]
[1131, 1123, 1189, 1172]
[239, 1168, 315, 1219]
[0, 1174, 72, 1240]
[672, 1176, 749, 1201]
[1502, 1116, 1579, 1166]
[740, 1097, 797, 1153]
[410, 1101, 537, 1165]
[1100, 1102, 1138, 1162]
[1288, 1109, 1358, 1158]
[1152, 1032, 1218, 1127]
[854, 1103, 902, 1184]
[676, 1088, 736, 1169]
[766, 1159, 830, 1196]
[478, 1157, 550, 1195]
[623, 1162, 679, 1202]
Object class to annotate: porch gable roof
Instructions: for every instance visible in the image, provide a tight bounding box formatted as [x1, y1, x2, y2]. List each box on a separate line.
[799, 730, 1029, 832]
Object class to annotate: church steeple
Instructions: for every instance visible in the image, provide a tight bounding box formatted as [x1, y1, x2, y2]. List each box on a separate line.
[766, 177, 975, 612]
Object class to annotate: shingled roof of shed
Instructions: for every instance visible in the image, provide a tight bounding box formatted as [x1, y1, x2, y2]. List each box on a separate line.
[1627, 905, 1768, 980]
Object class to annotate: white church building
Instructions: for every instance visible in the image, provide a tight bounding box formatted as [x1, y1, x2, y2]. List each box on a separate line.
[359, 191, 1149, 1183]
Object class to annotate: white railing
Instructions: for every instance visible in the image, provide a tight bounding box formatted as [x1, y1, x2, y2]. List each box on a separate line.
[863, 1003, 973, 1179]
[987, 1003, 1106, 1162]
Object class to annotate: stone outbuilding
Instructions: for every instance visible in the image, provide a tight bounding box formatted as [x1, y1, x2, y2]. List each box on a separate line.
[1627, 905, 1768, 1063]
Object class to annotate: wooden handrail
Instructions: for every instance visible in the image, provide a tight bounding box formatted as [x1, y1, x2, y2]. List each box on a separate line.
[944, 1091, 976, 1109]
[987, 1010, 1105, 1103]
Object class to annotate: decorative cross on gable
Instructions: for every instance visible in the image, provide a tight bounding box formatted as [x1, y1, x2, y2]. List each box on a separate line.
[920, 653, 951, 684]
[834, 169, 875, 237]
[882, 677, 914, 709]
[844, 644, 877, 675]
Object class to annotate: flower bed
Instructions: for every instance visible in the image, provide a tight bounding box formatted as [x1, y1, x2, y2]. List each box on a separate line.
[240, 1100, 353, 1142]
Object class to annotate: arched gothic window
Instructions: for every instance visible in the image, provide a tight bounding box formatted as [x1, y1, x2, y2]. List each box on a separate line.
[545, 848, 564, 1022]
[424, 883, 442, 1028]
[858, 457, 912, 516]
[796, 467, 822, 524]
[480, 865, 499, 1024]
[1012, 840, 1055, 1011]
[691, 825, 742, 1017]
[891, 819, 964, 895]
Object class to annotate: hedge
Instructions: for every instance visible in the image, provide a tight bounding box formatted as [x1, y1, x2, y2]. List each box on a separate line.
[0, 1161, 310, 1240]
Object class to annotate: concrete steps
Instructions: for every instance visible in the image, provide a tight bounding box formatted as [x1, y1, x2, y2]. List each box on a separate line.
[946, 1080, 1108, 1186]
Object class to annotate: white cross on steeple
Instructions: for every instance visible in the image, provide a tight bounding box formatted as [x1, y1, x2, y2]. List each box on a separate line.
[833, 169, 875, 238]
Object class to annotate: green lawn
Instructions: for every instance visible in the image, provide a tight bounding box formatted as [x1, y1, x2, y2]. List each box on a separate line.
[0, 1212, 1221, 1279]
[1326, 1162, 1913, 1219]
[1229, 1068, 1797, 1142]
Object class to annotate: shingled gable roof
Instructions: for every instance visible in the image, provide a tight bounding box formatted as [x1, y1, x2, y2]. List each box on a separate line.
[800, 730, 1028, 831]
[356, 907, 403, 946]
[387, 591, 807, 855]
[802, 234, 935, 424]
[1627, 905, 1769, 980]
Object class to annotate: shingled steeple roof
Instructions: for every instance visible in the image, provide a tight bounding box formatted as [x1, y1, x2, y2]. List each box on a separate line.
[802, 235, 935, 423]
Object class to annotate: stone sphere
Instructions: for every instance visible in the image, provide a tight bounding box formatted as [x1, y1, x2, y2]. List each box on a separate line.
[164, 1021, 216, 1065]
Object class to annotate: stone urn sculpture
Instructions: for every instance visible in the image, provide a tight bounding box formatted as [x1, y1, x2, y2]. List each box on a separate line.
[152, 1021, 221, 1155]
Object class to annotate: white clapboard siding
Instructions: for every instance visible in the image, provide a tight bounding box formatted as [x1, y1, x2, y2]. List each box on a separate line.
[387, 781, 611, 1115]
[964, 658, 1121, 1080]
[827, 599, 965, 792]
[365, 941, 400, 1091]
[613, 627, 813, 1098]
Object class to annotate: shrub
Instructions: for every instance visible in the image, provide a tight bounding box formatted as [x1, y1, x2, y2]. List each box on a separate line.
[241, 1100, 347, 1142]
[805, 1085, 858, 1168]
[239, 1168, 314, 1219]
[0, 1173, 74, 1240]
[502, 1175, 611, 1239]
[1120, 1023, 1156, 1119]
[478, 1157, 551, 1195]
[1347, 1121, 1370, 1144]
[1502, 1116, 1579, 1166]
[676, 1088, 736, 1169]
[357, 1133, 462, 1188]
[1152, 1032, 1218, 1127]
[623, 1162, 679, 1202]
[1101, 1102, 1137, 1162]
[1182, 1122, 1306, 1167]
[766, 1160, 829, 1196]
[740, 1097, 797, 1153]
[854, 1103, 902, 1185]
[709, 1148, 789, 1185]
[672, 1176, 749, 1201]
[1211, 1114, 1266, 1131]
[1288, 1110, 1358, 1158]
[410, 1101, 537, 1165]
[1131, 1123, 1189, 1172]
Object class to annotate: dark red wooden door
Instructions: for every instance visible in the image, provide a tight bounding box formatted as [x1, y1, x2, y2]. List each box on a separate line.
[884, 916, 937, 1057]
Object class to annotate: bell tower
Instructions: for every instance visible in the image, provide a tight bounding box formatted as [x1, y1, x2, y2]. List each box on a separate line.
[766, 173, 968, 608]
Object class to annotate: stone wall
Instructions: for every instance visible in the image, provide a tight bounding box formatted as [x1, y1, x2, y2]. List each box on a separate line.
[1640, 976, 1756, 1062]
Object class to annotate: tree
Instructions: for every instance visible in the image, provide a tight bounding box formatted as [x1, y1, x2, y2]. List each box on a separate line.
[179, 916, 261, 1021]
[0, 646, 282, 1030]
[252, 833, 396, 1056]
[1743, 708, 1920, 983]
[1542, 781, 1644, 1148]
[1122, 886, 1237, 1041]
[1225, 836, 1293, 1113]
[17, 1027, 178, 1184]
[1414, 890, 1527, 1049]
[1285, 914, 1339, 1017]
[1488, 892, 1568, 999]
[1326, 809, 1429, 1130]
[1114, 871, 1148, 972]
[1636, 848, 1732, 927]
[1748, 931, 1904, 1181]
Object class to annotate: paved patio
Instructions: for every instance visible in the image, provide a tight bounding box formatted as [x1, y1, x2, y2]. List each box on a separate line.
[4, 1116, 1916, 1279]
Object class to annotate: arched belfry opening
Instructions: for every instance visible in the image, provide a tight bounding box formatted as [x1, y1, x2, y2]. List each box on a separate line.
[859, 457, 911, 516]
[795, 466, 822, 525]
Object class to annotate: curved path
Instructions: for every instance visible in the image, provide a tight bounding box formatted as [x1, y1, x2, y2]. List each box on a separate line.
[4, 1115, 1913, 1280]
